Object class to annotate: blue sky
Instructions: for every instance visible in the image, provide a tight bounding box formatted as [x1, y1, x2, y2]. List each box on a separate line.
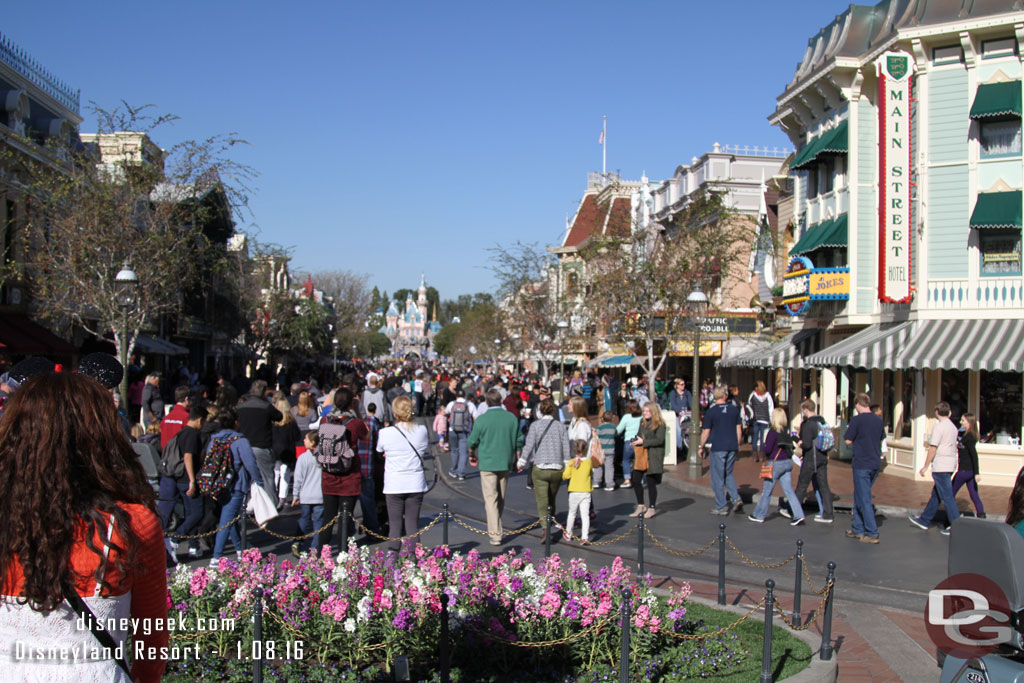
[4, 1, 842, 299]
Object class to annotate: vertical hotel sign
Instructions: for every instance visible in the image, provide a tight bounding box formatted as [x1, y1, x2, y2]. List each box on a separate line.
[877, 51, 914, 303]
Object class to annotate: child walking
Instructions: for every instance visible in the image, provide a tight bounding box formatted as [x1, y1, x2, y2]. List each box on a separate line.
[291, 430, 324, 556]
[594, 411, 617, 491]
[563, 439, 596, 543]
[433, 405, 448, 451]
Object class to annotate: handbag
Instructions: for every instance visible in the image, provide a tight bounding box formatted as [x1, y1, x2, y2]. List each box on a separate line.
[247, 482, 280, 527]
[634, 444, 649, 471]
[761, 438, 786, 480]
[63, 585, 133, 677]
[589, 430, 605, 466]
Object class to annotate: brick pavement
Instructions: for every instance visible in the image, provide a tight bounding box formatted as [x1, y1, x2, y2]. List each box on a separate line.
[663, 443, 1007, 517]
[653, 576, 938, 682]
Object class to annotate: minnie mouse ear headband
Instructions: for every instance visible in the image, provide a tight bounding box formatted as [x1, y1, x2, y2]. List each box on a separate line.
[77, 353, 124, 390]
[0, 356, 56, 392]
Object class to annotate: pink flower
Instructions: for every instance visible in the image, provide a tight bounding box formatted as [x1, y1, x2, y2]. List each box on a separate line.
[189, 568, 211, 596]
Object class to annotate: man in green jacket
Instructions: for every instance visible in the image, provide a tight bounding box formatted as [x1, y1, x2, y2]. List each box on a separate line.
[467, 388, 524, 545]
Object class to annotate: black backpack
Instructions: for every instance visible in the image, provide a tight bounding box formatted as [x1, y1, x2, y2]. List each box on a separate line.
[158, 433, 185, 479]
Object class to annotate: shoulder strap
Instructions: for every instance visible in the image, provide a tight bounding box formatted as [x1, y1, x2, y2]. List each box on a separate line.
[393, 426, 426, 470]
[63, 518, 131, 677]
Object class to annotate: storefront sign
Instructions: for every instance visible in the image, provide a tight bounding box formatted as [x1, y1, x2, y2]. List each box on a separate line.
[668, 339, 722, 356]
[877, 51, 914, 303]
[809, 268, 851, 300]
[782, 256, 813, 316]
[695, 315, 758, 335]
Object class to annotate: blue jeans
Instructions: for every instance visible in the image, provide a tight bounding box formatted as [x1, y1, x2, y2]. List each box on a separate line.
[709, 451, 740, 510]
[919, 471, 961, 526]
[298, 503, 324, 551]
[752, 459, 804, 520]
[623, 441, 635, 482]
[752, 422, 769, 455]
[449, 430, 470, 477]
[851, 468, 879, 537]
[359, 473, 380, 531]
[213, 490, 246, 559]
[157, 477, 204, 550]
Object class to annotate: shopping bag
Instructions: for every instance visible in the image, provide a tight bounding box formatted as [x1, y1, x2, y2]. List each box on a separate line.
[247, 482, 280, 527]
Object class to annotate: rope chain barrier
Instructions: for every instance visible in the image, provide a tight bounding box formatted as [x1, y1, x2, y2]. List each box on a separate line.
[655, 598, 767, 641]
[165, 513, 241, 541]
[551, 519, 637, 547]
[645, 528, 719, 558]
[355, 513, 444, 543]
[462, 616, 613, 648]
[258, 512, 342, 541]
[725, 537, 797, 570]
[774, 580, 834, 631]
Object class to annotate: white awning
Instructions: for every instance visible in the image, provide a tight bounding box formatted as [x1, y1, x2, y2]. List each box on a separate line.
[805, 321, 914, 370]
[898, 319, 1024, 372]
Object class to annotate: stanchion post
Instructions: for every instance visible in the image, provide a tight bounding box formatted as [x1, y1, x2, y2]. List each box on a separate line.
[341, 501, 350, 551]
[443, 503, 450, 546]
[717, 523, 726, 605]
[240, 496, 248, 550]
[792, 539, 803, 628]
[545, 505, 553, 558]
[820, 561, 836, 661]
[619, 588, 632, 683]
[761, 579, 775, 683]
[253, 586, 264, 683]
[440, 592, 450, 683]
[637, 516, 645, 577]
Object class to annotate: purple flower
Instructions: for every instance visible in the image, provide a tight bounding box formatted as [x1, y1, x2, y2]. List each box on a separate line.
[392, 608, 413, 630]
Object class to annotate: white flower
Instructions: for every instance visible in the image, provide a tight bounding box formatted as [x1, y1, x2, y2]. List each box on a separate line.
[332, 564, 348, 582]
[356, 596, 372, 622]
[233, 586, 249, 603]
[344, 618, 356, 632]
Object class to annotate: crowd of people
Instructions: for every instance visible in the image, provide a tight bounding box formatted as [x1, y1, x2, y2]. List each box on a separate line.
[0, 350, 1020, 682]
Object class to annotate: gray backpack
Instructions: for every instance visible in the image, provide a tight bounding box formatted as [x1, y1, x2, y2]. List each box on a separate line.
[316, 415, 356, 475]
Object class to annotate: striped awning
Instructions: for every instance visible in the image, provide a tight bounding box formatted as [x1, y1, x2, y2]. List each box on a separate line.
[805, 321, 914, 370]
[898, 319, 1024, 372]
[722, 329, 822, 369]
[601, 355, 639, 368]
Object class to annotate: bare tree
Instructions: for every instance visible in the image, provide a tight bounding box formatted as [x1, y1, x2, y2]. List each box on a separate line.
[310, 269, 372, 337]
[1, 102, 254, 365]
[488, 241, 565, 382]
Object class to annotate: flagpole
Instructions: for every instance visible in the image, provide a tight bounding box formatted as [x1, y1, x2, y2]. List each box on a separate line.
[602, 115, 607, 176]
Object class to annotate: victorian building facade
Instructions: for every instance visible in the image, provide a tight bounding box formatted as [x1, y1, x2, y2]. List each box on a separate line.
[724, 0, 1024, 486]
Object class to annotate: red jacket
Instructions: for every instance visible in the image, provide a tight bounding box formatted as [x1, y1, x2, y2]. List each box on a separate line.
[321, 412, 367, 497]
[160, 404, 189, 448]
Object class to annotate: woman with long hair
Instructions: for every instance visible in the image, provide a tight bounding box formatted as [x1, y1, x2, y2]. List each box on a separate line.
[952, 413, 985, 518]
[291, 391, 317, 433]
[1006, 467, 1024, 538]
[378, 395, 430, 552]
[0, 372, 167, 681]
[748, 407, 805, 525]
[273, 398, 301, 508]
[747, 380, 775, 462]
[629, 402, 665, 519]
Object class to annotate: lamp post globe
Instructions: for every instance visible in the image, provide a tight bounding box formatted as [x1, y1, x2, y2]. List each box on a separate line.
[556, 320, 569, 398]
[686, 285, 709, 477]
[113, 262, 139, 412]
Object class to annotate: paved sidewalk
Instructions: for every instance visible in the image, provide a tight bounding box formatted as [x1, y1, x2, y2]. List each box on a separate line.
[662, 443, 1006, 518]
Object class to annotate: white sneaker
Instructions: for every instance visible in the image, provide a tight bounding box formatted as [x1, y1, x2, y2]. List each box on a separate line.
[747, 515, 765, 523]
[790, 517, 806, 526]
[779, 509, 792, 519]
[604, 486, 615, 491]
[814, 515, 834, 524]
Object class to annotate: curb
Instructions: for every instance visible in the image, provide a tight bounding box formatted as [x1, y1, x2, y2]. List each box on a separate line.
[686, 594, 838, 682]
[660, 471, 924, 519]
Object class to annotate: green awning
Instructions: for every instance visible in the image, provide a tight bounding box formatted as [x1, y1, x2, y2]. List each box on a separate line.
[789, 214, 848, 256]
[789, 218, 832, 256]
[791, 120, 848, 170]
[970, 81, 1022, 120]
[970, 191, 1023, 229]
[817, 214, 848, 248]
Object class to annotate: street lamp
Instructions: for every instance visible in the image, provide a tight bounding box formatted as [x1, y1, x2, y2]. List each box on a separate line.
[686, 285, 709, 477]
[332, 338, 339, 374]
[114, 262, 139, 411]
[556, 320, 569, 397]
[511, 332, 521, 378]
[493, 338, 501, 372]
[351, 343, 357, 362]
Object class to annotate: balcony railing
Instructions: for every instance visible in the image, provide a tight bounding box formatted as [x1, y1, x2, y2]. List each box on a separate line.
[924, 277, 1024, 310]
[0, 32, 79, 115]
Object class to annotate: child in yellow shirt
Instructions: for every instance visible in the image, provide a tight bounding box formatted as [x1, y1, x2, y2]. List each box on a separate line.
[563, 439, 597, 542]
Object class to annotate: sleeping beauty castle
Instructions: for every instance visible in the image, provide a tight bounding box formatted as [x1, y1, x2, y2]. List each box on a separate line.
[379, 275, 441, 358]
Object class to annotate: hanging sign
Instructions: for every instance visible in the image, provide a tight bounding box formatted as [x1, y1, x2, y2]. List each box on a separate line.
[877, 51, 914, 303]
[782, 256, 813, 316]
[809, 268, 851, 300]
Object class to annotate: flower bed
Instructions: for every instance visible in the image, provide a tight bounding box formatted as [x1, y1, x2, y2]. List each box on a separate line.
[164, 545, 753, 681]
